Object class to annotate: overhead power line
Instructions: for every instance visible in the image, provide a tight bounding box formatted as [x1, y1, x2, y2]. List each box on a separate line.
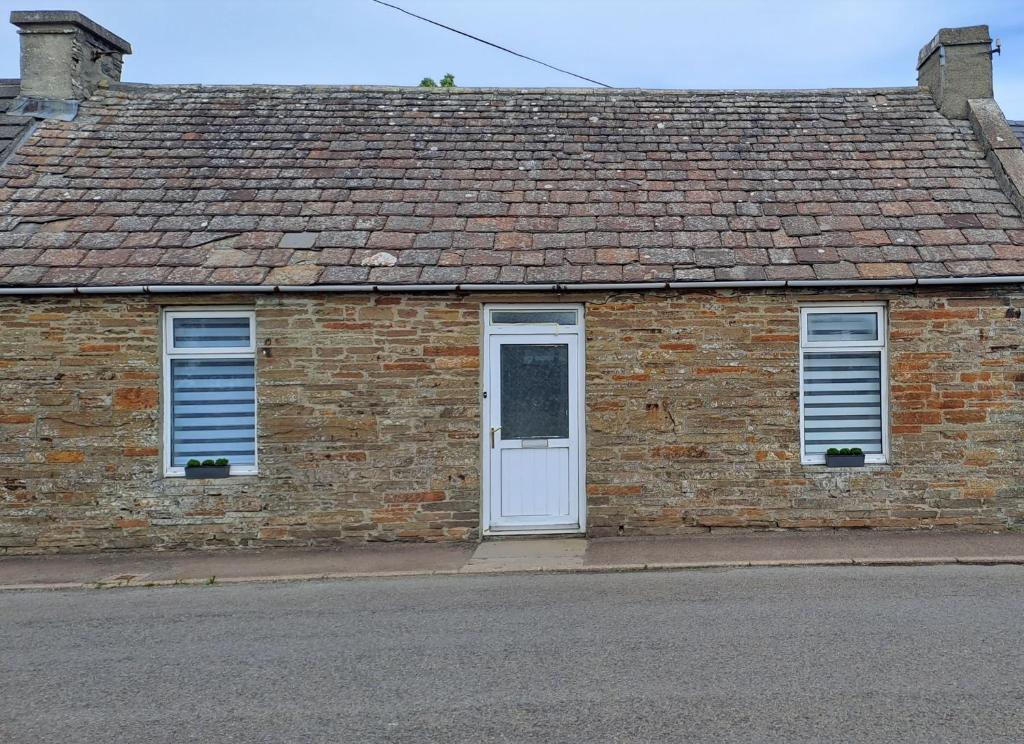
[370, 0, 613, 88]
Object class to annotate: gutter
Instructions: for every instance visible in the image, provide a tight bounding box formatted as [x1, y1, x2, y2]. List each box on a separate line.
[2, 276, 1024, 296]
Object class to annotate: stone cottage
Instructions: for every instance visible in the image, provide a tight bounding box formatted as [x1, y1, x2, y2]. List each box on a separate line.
[0, 11, 1022, 553]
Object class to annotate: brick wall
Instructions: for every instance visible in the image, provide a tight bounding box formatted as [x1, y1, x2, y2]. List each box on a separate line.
[0, 288, 1021, 553]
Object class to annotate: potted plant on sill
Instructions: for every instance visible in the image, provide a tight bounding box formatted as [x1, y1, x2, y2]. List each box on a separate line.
[825, 447, 865, 468]
[185, 458, 230, 479]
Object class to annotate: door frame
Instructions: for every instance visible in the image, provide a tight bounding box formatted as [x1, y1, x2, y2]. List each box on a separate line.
[480, 303, 586, 536]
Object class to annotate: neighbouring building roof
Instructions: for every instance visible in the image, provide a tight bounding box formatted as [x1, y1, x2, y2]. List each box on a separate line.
[0, 79, 34, 163]
[1, 84, 1023, 288]
[1009, 120, 1024, 148]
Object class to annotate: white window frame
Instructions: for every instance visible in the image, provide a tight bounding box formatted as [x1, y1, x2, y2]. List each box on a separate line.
[485, 305, 582, 334]
[162, 308, 258, 477]
[798, 303, 889, 465]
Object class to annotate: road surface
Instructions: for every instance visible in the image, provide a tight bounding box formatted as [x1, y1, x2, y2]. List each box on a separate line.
[2, 565, 1022, 743]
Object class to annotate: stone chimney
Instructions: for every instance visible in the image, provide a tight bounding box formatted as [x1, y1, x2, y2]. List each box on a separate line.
[9, 10, 131, 117]
[916, 25, 994, 119]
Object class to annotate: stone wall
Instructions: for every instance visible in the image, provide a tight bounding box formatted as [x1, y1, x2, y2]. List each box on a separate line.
[0, 287, 1022, 553]
[585, 287, 1024, 534]
[0, 292, 482, 552]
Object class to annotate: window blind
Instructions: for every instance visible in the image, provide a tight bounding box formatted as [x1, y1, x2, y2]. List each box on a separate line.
[170, 359, 256, 466]
[805, 312, 877, 343]
[173, 317, 251, 349]
[802, 351, 883, 454]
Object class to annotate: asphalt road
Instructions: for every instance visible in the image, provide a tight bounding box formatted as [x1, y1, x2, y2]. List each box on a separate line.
[2, 565, 1023, 743]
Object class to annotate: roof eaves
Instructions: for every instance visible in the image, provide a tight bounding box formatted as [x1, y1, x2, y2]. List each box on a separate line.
[4, 276, 1024, 297]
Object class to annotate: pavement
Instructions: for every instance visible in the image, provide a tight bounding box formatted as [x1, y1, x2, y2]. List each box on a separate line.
[2, 529, 1024, 590]
[3, 565, 1023, 742]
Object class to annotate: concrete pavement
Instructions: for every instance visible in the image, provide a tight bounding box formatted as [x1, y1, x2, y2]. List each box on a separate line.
[2, 566, 1023, 743]
[2, 530, 1024, 590]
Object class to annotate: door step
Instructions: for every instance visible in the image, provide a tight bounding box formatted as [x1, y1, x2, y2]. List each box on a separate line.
[481, 532, 585, 541]
[463, 537, 586, 573]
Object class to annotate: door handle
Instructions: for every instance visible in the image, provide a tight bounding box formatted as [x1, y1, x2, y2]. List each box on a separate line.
[490, 426, 501, 448]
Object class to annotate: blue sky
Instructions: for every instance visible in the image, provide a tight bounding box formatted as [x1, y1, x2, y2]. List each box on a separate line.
[4, 0, 1024, 117]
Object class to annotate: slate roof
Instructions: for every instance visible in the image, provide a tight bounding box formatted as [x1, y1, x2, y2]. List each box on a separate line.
[1009, 120, 1024, 148]
[0, 79, 34, 165]
[1, 83, 1023, 288]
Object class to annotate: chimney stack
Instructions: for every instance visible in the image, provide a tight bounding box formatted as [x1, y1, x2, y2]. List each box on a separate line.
[916, 25, 994, 119]
[9, 10, 131, 117]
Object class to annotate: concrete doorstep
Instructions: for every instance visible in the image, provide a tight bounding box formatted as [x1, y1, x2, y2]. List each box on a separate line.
[1, 530, 1023, 591]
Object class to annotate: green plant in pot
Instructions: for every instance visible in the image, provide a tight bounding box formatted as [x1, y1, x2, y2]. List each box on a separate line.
[824, 447, 865, 467]
[185, 457, 231, 479]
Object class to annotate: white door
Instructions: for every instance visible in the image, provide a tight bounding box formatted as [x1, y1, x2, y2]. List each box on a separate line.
[483, 306, 584, 534]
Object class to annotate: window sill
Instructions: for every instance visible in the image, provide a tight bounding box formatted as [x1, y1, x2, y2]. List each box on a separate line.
[800, 460, 889, 468]
[164, 469, 259, 479]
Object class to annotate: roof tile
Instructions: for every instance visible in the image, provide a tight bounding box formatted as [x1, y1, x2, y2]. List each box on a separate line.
[0, 85, 1022, 287]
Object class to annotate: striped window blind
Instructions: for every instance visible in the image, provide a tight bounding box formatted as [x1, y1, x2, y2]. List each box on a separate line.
[801, 308, 887, 461]
[172, 317, 253, 349]
[805, 312, 877, 343]
[170, 359, 256, 466]
[165, 312, 256, 471]
[802, 351, 883, 455]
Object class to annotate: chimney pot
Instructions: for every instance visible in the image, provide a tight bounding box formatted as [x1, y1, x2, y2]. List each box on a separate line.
[916, 25, 993, 119]
[9, 10, 131, 109]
